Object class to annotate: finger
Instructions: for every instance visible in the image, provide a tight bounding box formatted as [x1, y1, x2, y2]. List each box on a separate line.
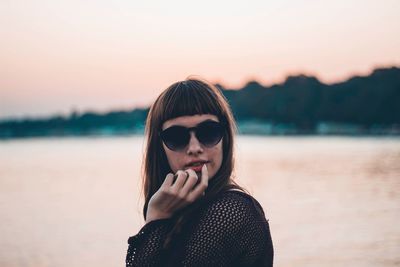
[180, 169, 199, 195]
[187, 164, 208, 201]
[201, 164, 208, 186]
[172, 170, 189, 188]
[161, 173, 175, 188]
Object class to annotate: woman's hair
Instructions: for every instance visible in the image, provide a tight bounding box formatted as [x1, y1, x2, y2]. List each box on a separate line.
[142, 77, 244, 246]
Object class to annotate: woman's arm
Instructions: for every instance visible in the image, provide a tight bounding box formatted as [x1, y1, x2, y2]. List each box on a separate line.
[126, 218, 170, 266]
[126, 166, 209, 267]
[145, 166, 208, 223]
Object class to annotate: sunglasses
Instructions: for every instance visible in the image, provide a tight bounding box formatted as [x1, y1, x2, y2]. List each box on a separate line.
[160, 120, 225, 151]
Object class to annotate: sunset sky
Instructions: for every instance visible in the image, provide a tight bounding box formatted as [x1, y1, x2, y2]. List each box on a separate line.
[1, 0, 399, 120]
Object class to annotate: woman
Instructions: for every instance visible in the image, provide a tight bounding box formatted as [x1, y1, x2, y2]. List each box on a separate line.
[126, 78, 274, 266]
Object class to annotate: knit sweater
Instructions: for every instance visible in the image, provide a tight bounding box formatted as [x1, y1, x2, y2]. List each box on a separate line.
[126, 190, 274, 267]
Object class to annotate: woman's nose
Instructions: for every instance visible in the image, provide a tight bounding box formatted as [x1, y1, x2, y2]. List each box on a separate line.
[186, 132, 204, 155]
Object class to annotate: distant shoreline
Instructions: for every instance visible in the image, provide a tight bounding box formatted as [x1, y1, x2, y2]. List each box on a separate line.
[1, 121, 399, 140]
[1, 66, 399, 139]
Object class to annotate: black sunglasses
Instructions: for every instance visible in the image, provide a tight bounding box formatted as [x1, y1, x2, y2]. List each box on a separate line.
[160, 120, 225, 151]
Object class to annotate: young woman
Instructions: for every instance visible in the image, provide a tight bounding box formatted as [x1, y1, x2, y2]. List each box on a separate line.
[126, 78, 274, 266]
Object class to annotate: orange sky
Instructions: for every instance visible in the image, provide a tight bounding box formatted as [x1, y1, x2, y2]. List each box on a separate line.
[1, 0, 399, 119]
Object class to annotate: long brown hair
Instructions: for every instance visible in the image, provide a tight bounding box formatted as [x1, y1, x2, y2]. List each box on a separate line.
[142, 77, 244, 246]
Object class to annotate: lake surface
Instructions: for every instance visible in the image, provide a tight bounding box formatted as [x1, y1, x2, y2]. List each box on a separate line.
[0, 136, 399, 267]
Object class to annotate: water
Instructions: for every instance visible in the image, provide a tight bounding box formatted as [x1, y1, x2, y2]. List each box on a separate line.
[0, 136, 399, 267]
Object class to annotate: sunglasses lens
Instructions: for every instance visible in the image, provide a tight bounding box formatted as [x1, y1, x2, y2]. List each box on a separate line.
[161, 121, 225, 151]
[160, 126, 189, 151]
[196, 121, 224, 147]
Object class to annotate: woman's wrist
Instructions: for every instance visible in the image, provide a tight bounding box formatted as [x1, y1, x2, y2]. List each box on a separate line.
[146, 209, 172, 223]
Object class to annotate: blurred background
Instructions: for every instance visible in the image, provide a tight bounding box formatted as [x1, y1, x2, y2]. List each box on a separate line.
[0, 0, 399, 266]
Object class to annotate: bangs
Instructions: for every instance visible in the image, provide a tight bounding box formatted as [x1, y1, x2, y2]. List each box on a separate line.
[158, 80, 224, 123]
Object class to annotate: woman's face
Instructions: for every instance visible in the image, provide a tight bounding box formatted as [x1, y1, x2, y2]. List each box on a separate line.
[161, 114, 223, 180]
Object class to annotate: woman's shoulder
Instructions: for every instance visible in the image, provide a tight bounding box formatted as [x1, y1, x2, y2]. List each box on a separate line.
[227, 189, 266, 214]
[189, 188, 271, 246]
[203, 189, 268, 221]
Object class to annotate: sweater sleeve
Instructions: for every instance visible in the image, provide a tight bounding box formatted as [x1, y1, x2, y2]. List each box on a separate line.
[179, 191, 274, 267]
[125, 218, 171, 267]
[126, 191, 274, 267]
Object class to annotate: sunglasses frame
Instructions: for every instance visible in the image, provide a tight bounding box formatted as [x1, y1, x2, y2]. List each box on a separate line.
[159, 120, 225, 151]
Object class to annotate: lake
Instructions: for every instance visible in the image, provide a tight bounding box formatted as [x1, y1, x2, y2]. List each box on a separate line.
[0, 136, 399, 267]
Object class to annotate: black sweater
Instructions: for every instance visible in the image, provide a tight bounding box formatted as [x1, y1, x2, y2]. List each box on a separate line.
[126, 190, 274, 267]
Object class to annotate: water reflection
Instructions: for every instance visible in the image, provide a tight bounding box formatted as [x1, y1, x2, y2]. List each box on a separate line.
[0, 136, 399, 267]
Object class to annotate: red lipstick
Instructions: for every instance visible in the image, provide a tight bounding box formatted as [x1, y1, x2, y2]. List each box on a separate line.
[185, 160, 209, 173]
[189, 164, 204, 172]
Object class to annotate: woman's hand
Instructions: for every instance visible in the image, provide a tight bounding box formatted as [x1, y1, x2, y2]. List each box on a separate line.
[145, 165, 208, 223]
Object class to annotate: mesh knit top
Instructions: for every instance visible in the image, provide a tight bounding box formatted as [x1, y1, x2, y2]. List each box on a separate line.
[126, 190, 274, 267]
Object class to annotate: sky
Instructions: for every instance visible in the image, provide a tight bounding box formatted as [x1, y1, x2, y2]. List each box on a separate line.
[1, 0, 399, 120]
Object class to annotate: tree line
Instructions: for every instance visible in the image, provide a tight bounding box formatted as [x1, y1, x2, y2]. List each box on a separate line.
[1, 66, 399, 138]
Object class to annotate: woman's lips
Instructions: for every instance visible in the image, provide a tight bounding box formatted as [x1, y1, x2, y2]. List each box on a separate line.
[186, 161, 209, 173]
[189, 164, 204, 172]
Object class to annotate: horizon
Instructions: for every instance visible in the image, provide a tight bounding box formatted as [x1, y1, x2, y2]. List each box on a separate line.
[1, 0, 399, 120]
[1, 65, 398, 122]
